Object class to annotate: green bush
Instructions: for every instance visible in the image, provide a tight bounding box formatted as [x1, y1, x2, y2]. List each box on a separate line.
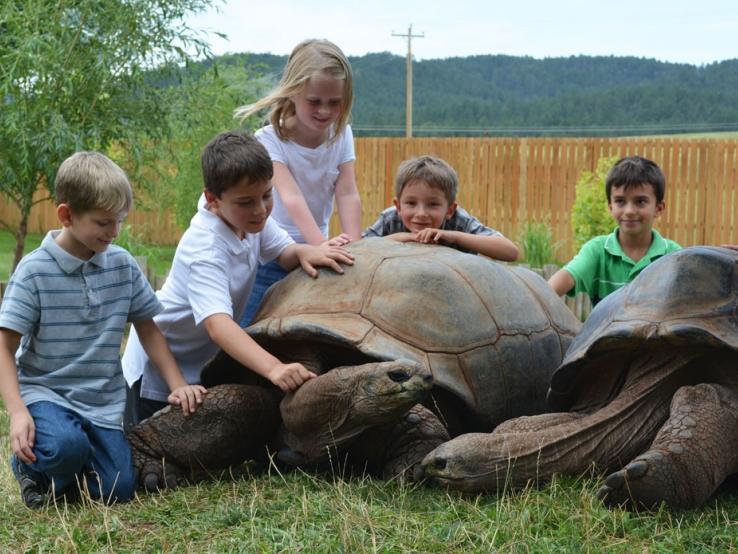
[570, 156, 618, 250]
[518, 219, 560, 267]
[114, 224, 154, 259]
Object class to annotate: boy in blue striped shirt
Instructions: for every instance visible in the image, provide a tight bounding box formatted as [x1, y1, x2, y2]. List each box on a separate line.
[0, 152, 205, 509]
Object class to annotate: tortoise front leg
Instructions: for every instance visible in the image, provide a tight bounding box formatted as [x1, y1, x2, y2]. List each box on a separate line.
[598, 383, 738, 511]
[347, 404, 449, 481]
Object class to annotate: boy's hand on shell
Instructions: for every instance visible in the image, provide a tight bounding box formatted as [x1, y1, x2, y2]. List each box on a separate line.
[414, 228, 447, 244]
[168, 384, 208, 415]
[303, 245, 354, 277]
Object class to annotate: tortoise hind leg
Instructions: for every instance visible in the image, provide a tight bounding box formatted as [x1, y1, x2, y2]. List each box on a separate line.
[598, 383, 738, 511]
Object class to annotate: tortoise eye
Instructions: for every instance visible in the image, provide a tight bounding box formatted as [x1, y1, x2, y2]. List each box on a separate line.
[387, 370, 411, 383]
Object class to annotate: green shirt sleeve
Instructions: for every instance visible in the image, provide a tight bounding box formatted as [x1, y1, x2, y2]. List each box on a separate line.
[562, 236, 605, 299]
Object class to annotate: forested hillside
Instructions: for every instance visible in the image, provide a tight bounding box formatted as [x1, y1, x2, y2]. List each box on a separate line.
[196, 52, 738, 136]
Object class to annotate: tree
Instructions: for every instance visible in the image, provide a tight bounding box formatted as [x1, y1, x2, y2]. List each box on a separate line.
[0, 0, 215, 271]
[145, 63, 273, 230]
[570, 156, 619, 250]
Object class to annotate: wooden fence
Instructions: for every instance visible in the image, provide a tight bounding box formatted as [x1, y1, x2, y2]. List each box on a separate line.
[351, 137, 738, 260]
[2, 137, 737, 260]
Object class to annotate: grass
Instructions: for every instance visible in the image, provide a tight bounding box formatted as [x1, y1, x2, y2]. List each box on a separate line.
[518, 220, 561, 268]
[2, 403, 738, 552]
[0, 230, 176, 282]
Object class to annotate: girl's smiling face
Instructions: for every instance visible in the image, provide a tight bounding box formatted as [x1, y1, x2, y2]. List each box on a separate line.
[290, 71, 345, 147]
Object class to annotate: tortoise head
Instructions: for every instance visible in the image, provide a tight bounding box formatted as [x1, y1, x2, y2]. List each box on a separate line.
[419, 432, 525, 492]
[281, 359, 433, 434]
[279, 359, 433, 460]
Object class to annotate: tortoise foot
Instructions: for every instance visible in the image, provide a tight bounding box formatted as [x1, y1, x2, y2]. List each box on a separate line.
[598, 383, 738, 511]
[140, 459, 184, 492]
[597, 455, 664, 510]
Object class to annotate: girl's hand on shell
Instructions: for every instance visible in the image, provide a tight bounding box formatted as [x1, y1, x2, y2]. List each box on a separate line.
[322, 233, 352, 247]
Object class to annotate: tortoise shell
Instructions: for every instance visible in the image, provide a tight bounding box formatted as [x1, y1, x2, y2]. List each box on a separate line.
[248, 238, 581, 433]
[547, 246, 738, 411]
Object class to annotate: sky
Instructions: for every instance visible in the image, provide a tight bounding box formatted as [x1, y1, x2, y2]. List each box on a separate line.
[186, 0, 737, 65]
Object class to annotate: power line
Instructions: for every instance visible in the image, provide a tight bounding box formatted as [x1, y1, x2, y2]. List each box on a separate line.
[352, 121, 738, 136]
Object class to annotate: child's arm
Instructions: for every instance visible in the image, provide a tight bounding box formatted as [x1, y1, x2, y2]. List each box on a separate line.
[548, 268, 575, 297]
[333, 160, 362, 242]
[272, 162, 326, 246]
[277, 243, 354, 277]
[0, 328, 36, 464]
[132, 319, 207, 414]
[203, 314, 315, 391]
[413, 228, 520, 261]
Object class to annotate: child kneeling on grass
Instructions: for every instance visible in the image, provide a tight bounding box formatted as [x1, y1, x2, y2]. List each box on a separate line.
[362, 155, 519, 261]
[0, 152, 203, 509]
[122, 131, 353, 425]
[548, 155, 681, 306]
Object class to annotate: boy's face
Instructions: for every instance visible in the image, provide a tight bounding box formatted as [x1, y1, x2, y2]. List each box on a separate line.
[55, 206, 126, 260]
[205, 177, 274, 238]
[393, 180, 457, 233]
[608, 183, 664, 239]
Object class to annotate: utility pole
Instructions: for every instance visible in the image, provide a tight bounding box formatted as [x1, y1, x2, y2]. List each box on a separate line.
[392, 24, 424, 138]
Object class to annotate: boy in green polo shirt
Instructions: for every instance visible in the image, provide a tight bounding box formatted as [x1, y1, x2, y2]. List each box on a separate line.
[548, 155, 681, 305]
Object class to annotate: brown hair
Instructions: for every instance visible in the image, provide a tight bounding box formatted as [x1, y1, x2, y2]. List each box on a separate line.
[54, 152, 132, 214]
[606, 156, 666, 202]
[201, 131, 273, 196]
[395, 156, 459, 204]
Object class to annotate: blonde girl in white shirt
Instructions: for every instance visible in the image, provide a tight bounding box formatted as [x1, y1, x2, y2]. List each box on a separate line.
[236, 39, 361, 325]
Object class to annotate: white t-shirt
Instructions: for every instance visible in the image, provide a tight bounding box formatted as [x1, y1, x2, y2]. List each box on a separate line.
[256, 124, 356, 242]
[121, 194, 293, 401]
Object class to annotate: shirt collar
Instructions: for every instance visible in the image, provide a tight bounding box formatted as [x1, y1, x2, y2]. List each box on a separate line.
[41, 230, 109, 273]
[604, 227, 669, 263]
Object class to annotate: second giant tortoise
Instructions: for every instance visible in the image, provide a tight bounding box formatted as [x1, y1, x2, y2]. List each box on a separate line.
[421, 246, 738, 511]
[130, 238, 581, 487]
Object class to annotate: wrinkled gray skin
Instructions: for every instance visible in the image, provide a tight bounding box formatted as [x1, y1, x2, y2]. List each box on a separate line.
[422, 247, 738, 511]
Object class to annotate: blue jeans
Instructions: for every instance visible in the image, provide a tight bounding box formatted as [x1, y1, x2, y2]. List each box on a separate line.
[239, 260, 289, 327]
[11, 401, 136, 503]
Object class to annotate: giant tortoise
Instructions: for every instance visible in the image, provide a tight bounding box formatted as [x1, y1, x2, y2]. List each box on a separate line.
[421, 246, 738, 511]
[129, 238, 581, 488]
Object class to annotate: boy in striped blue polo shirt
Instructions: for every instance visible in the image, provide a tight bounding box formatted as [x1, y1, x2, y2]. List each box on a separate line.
[0, 152, 205, 509]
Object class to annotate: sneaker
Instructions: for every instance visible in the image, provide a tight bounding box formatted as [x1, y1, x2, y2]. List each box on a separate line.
[15, 467, 47, 509]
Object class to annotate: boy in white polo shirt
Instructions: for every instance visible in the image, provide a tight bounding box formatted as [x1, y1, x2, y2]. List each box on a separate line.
[122, 131, 353, 424]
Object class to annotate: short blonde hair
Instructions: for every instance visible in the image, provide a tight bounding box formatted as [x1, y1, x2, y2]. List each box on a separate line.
[235, 39, 353, 145]
[54, 152, 133, 214]
[395, 156, 459, 204]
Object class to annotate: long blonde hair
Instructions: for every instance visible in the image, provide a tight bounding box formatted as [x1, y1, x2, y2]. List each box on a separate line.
[235, 39, 353, 145]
